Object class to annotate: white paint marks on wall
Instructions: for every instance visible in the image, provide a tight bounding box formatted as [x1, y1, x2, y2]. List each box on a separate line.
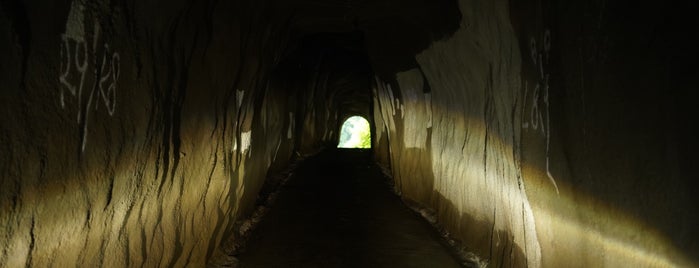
[397, 68, 428, 149]
[59, 0, 86, 110]
[97, 44, 120, 116]
[236, 89, 245, 109]
[241, 131, 252, 156]
[64, 1, 85, 41]
[523, 28, 559, 195]
[543, 29, 552, 64]
[386, 83, 395, 116]
[425, 92, 432, 128]
[59, 0, 121, 152]
[529, 82, 545, 134]
[394, 98, 400, 117]
[375, 78, 397, 134]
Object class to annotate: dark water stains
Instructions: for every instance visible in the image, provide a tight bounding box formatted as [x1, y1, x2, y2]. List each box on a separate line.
[183, 246, 195, 267]
[166, 228, 184, 268]
[27, 216, 35, 267]
[205, 206, 226, 262]
[140, 228, 148, 267]
[418, 65, 432, 93]
[124, 235, 131, 267]
[105, 174, 115, 210]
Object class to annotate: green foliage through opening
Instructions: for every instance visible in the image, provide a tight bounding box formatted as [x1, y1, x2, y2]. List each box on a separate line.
[338, 116, 371, 148]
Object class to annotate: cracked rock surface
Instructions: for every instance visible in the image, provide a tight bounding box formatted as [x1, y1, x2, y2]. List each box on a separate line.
[1, 0, 698, 267]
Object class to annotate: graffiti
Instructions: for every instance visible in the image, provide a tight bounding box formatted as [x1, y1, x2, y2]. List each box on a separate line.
[59, 0, 87, 114]
[96, 44, 120, 116]
[59, 0, 121, 152]
[523, 29, 559, 194]
[523, 30, 551, 132]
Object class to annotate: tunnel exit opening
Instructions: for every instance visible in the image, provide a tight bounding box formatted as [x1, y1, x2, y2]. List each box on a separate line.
[338, 116, 371, 148]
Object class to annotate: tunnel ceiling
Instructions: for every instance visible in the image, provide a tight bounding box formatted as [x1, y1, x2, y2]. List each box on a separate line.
[269, 0, 462, 79]
[278, 32, 372, 121]
[270, 0, 462, 135]
[270, 0, 461, 35]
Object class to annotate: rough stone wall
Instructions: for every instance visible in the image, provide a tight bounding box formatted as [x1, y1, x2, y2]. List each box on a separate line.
[511, 0, 699, 267]
[3, 0, 698, 267]
[372, 0, 538, 266]
[0, 0, 297, 266]
[371, 0, 699, 267]
[295, 46, 344, 154]
[289, 33, 373, 153]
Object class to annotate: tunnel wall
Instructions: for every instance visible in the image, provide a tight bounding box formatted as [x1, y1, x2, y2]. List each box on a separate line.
[371, 0, 698, 267]
[0, 0, 298, 266]
[510, 1, 699, 267]
[290, 34, 373, 153]
[372, 1, 537, 266]
[295, 49, 343, 154]
[2, 0, 698, 267]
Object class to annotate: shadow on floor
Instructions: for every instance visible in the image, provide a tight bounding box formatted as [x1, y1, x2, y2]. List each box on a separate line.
[235, 148, 462, 267]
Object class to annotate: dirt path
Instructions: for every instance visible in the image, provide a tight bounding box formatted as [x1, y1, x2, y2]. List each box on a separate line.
[236, 149, 462, 267]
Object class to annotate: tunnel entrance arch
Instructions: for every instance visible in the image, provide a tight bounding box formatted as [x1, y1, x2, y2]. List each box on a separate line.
[337, 116, 371, 148]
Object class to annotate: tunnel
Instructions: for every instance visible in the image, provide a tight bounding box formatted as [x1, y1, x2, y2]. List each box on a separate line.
[338, 116, 371, 148]
[1, 0, 698, 267]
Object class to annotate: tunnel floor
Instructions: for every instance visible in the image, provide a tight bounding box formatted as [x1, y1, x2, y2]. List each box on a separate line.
[236, 149, 462, 267]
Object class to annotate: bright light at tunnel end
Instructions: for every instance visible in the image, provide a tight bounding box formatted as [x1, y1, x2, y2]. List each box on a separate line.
[338, 116, 371, 148]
